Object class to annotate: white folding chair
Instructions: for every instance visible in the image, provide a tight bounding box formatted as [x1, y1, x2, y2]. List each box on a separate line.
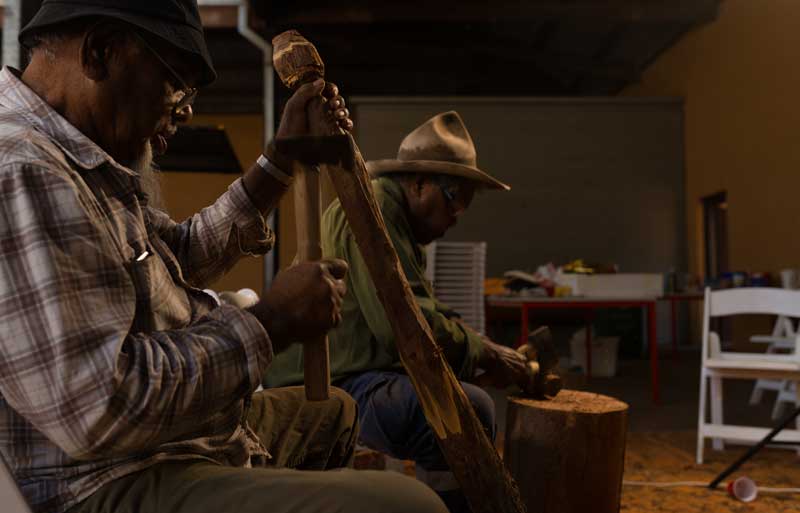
[697, 287, 800, 464]
[748, 316, 797, 417]
[748, 270, 799, 418]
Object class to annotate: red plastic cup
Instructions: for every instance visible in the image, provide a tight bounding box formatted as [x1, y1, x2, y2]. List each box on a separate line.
[727, 476, 758, 502]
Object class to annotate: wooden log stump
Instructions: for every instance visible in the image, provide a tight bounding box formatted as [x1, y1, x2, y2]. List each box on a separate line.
[504, 390, 629, 513]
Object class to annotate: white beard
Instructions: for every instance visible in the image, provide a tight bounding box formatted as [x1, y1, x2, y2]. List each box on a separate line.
[132, 141, 165, 211]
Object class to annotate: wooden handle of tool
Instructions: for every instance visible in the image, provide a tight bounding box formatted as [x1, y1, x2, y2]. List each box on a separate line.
[272, 30, 330, 401]
[292, 162, 330, 401]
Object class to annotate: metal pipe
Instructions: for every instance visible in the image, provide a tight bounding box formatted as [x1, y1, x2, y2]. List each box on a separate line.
[234, 2, 277, 290]
[708, 404, 800, 489]
[2, 0, 22, 69]
[198, 0, 277, 289]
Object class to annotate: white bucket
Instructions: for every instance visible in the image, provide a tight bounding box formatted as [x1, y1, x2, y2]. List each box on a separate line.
[780, 269, 798, 290]
[570, 332, 620, 377]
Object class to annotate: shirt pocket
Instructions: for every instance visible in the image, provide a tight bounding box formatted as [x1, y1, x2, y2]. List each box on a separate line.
[124, 238, 192, 332]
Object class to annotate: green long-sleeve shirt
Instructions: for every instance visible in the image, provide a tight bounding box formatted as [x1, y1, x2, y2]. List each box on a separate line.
[263, 177, 484, 388]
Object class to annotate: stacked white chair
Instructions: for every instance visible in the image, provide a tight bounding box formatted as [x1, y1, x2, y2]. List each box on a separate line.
[425, 241, 487, 334]
[748, 317, 798, 419]
[697, 287, 800, 464]
[749, 269, 799, 419]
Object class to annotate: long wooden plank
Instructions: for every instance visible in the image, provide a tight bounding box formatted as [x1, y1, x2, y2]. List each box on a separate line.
[326, 136, 525, 513]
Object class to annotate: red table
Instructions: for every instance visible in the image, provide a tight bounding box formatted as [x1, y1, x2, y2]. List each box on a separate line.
[487, 295, 661, 404]
[662, 292, 704, 357]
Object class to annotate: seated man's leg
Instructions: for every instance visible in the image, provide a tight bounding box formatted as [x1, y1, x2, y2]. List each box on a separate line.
[339, 372, 496, 513]
[71, 387, 447, 513]
[71, 460, 447, 513]
[246, 386, 359, 470]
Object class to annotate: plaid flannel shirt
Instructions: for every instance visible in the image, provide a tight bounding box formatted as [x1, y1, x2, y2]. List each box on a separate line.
[0, 67, 275, 513]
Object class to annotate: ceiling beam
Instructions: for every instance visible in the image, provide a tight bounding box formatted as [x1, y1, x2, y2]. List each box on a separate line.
[253, 0, 719, 26]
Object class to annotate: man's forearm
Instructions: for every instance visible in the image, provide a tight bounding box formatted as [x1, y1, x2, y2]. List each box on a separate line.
[241, 142, 297, 214]
[242, 163, 289, 215]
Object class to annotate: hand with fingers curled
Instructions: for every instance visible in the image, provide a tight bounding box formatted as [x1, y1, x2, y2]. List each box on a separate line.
[472, 337, 530, 390]
[248, 258, 349, 351]
[275, 79, 353, 142]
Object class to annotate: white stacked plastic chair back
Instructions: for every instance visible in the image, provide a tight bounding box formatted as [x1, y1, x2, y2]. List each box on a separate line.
[697, 287, 800, 464]
[426, 241, 487, 334]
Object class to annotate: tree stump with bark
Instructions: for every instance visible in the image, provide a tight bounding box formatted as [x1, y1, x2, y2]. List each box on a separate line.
[504, 390, 629, 513]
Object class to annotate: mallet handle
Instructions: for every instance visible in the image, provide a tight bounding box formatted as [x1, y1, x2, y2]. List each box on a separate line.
[292, 162, 330, 401]
[273, 30, 330, 401]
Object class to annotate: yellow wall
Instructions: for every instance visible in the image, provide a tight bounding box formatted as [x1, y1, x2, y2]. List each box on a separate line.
[623, 0, 800, 278]
[160, 114, 299, 293]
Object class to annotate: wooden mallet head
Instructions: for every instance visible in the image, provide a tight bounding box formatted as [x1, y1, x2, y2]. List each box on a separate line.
[272, 30, 325, 90]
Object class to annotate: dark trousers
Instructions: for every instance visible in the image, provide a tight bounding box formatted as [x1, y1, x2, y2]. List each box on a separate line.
[339, 371, 497, 513]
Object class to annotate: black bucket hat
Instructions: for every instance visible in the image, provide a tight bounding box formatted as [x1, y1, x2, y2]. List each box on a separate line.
[19, 0, 217, 86]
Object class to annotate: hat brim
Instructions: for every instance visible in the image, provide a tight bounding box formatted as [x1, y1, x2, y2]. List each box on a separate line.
[19, 5, 217, 87]
[367, 159, 511, 191]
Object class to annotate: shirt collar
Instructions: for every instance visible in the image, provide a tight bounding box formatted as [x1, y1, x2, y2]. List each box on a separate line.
[0, 67, 135, 176]
[374, 176, 422, 245]
[375, 176, 406, 208]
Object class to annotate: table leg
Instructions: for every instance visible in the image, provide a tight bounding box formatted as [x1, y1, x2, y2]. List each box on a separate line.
[671, 298, 679, 360]
[585, 310, 593, 380]
[648, 302, 660, 404]
[520, 304, 529, 346]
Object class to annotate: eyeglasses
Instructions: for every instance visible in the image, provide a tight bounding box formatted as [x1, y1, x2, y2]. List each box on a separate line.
[438, 184, 464, 215]
[440, 184, 456, 204]
[133, 31, 198, 116]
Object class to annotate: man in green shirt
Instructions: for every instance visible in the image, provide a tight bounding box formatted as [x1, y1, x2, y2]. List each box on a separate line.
[265, 111, 529, 513]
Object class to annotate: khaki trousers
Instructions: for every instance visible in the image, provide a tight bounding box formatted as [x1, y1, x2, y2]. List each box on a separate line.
[70, 387, 446, 513]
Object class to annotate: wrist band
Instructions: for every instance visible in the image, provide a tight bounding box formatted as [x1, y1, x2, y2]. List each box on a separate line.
[256, 155, 293, 186]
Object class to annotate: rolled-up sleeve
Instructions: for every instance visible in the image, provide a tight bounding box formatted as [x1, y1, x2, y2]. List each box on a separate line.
[0, 165, 271, 460]
[148, 178, 274, 288]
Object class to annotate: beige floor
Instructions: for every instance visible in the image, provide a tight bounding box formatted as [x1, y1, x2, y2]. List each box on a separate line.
[622, 431, 800, 512]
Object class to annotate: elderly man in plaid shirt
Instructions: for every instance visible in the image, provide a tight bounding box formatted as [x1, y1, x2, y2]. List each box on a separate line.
[0, 1, 447, 513]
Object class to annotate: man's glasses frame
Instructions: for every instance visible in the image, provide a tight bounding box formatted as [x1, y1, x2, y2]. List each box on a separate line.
[133, 31, 198, 116]
[438, 183, 463, 214]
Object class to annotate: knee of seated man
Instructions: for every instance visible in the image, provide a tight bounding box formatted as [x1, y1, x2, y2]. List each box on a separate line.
[309, 387, 359, 440]
[336, 470, 448, 513]
[328, 386, 358, 425]
[462, 383, 496, 439]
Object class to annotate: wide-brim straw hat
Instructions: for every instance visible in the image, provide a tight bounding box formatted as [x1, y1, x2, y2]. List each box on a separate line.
[20, 0, 217, 87]
[367, 111, 510, 191]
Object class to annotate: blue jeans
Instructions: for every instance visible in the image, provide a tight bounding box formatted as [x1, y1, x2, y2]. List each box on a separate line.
[338, 370, 496, 472]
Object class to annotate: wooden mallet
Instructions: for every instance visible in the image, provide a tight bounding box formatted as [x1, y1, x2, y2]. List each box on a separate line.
[272, 31, 331, 401]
